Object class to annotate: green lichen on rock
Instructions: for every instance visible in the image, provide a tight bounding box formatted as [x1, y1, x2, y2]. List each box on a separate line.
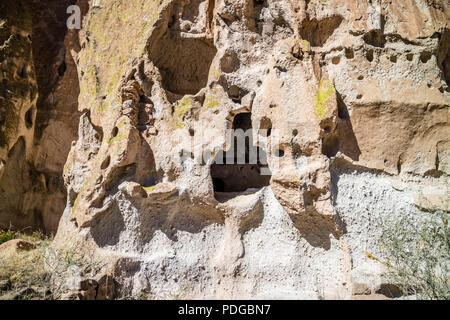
[213, 69, 221, 79]
[314, 76, 335, 119]
[203, 89, 223, 111]
[143, 185, 155, 192]
[309, 0, 330, 9]
[117, 121, 128, 129]
[300, 39, 311, 51]
[173, 96, 193, 129]
[108, 133, 126, 146]
[78, 0, 169, 110]
[72, 195, 80, 211]
[203, 95, 219, 110]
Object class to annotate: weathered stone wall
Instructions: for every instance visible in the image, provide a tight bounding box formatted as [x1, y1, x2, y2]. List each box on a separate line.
[0, 0, 81, 232]
[1, 0, 449, 299]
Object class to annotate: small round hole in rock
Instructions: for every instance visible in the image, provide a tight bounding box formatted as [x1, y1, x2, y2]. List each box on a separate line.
[189, 128, 195, 137]
[322, 134, 340, 158]
[275, 149, 285, 157]
[357, 94, 363, 99]
[259, 117, 272, 137]
[25, 108, 33, 129]
[357, 75, 364, 80]
[228, 85, 241, 101]
[111, 127, 119, 138]
[101, 155, 111, 170]
[406, 53, 414, 61]
[420, 51, 432, 63]
[332, 56, 341, 65]
[345, 48, 354, 59]
[292, 129, 298, 137]
[19, 66, 27, 78]
[390, 55, 397, 63]
[366, 50, 374, 62]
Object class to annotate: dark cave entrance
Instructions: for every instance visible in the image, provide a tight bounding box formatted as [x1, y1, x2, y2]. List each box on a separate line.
[211, 113, 271, 194]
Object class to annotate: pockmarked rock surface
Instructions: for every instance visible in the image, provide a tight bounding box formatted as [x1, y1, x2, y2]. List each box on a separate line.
[0, 0, 82, 233]
[1, 0, 449, 299]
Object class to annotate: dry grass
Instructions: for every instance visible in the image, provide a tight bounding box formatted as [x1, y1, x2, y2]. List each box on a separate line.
[0, 231, 53, 300]
[47, 244, 107, 299]
[379, 210, 450, 300]
[0, 228, 50, 245]
[0, 230, 106, 300]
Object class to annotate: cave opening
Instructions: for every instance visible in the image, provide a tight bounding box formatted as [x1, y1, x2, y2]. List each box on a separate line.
[211, 113, 271, 195]
[148, 32, 217, 97]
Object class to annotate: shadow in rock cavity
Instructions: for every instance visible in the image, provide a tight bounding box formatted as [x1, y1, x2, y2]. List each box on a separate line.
[90, 201, 125, 247]
[148, 26, 217, 97]
[211, 113, 271, 196]
[322, 91, 361, 160]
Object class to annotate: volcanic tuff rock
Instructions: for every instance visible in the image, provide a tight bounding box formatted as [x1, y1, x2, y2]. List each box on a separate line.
[1, 0, 449, 299]
[0, 0, 82, 232]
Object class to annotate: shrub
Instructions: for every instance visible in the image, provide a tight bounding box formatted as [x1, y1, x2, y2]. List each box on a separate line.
[0, 232, 106, 300]
[379, 210, 450, 300]
[0, 229, 15, 245]
[47, 243, 107, 299]
[0, 234, 53, 300]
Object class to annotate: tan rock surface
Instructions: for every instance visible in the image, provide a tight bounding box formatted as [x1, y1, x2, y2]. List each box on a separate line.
[0, 0, 82, 233]
[0, 239, 35, 256]
[0, 0, 449, 299]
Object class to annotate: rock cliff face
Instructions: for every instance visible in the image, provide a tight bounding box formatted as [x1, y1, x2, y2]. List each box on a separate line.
[0, 0, 81, 233]
[1, 0, 449, 299]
